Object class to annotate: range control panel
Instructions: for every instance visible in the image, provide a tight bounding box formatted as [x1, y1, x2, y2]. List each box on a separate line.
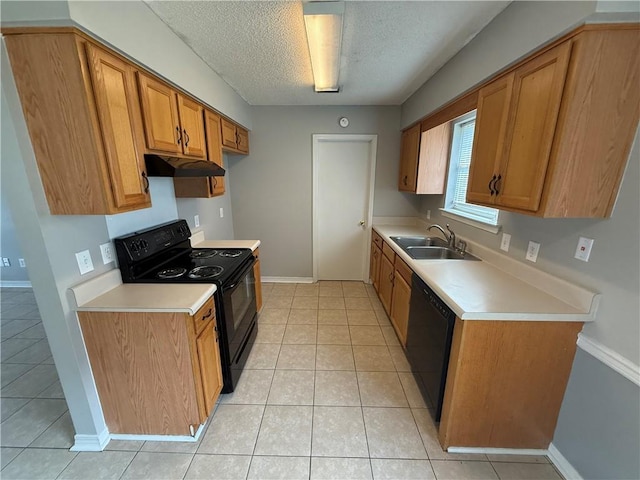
[114, 220, 192, 262]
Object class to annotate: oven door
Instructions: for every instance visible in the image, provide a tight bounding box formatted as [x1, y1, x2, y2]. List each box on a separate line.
[221, 257, 257, 361]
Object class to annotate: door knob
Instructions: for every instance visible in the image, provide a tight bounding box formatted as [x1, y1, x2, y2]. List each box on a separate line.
[359, 220, 366, 226]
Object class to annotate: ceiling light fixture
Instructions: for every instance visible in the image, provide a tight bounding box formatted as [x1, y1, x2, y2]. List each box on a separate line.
[303, 1, 344, 93]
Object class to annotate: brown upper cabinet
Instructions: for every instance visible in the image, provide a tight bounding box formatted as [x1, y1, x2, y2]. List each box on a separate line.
[174, 110, 226, 198]
[4, 27, 250, 212]
[398, 122, 450, 194]
[221, 117, 250, 154]
[467, 42, 571, 212]
[467, 26, 640, 218]
[4, 33, 151, 215]
[137, 73, 206, 159]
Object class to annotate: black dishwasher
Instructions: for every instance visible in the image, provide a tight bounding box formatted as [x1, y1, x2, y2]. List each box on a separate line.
[406, 273, 456, 422]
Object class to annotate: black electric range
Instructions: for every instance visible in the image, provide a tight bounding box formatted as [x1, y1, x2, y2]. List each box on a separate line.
[114, 220, 258, 393]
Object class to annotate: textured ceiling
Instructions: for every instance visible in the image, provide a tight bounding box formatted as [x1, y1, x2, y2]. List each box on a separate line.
[144, 1, 510, 106]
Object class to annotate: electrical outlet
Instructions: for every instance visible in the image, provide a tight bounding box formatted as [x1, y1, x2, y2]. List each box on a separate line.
[574, 237, 594, 262]
[525, 241, 540, 263]
[219, 207, 224, 218]
[100, 242, 114, 265]
[75, 250, 94, 275]
[426, 210, 431, 220]
[18, 258, 26, 268]
[194, 215, 200, 228]
[500, 233, 511, 252]
[2, 257, 10, 267]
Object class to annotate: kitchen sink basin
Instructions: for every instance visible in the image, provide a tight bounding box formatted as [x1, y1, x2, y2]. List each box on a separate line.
[390, 236, 448, 249]
[405, 246, 480, 261]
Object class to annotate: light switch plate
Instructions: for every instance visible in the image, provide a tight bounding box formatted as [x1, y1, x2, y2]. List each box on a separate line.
[500, 233, 511, 252]
[219, 208, 224, 218]
[18, 258, 26, 268]
[100, 242, 114, 265]
[574, 237, 594, 262]
[426, 210, 431, 220]
[2, 257, 10, 267]
[75, 250, 94, 275]
[525, 241, 540, 263]
[194, 215, 200, 228]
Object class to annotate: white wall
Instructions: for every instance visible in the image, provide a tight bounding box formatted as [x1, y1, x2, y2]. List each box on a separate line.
[0, 188, 30, 284]
[230, 106, 421, 278]
[401, 2, 639, 477]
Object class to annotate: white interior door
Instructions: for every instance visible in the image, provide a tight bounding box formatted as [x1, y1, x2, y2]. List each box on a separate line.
[313, 135, 377, 281]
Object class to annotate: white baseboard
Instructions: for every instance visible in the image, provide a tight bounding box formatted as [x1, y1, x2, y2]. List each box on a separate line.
[0, 281, 32, 288]
[548, 443, 583, 480]
[449, 444, 582, 479]
[447, 447, 548, 456]
[262, 276, 314, 284]
[70, 427, 110, 451]
[577, 333, 640, 387]
[109, 422, 205, 443]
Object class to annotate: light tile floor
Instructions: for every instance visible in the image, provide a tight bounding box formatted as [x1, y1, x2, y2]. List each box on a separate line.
[0, 283, 564, 479]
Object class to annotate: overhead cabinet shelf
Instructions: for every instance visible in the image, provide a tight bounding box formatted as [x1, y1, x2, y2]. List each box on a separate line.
[4, 28, 250, 213]
[400, 24, 640, 219]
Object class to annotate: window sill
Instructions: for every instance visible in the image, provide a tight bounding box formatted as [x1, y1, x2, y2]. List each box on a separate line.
[440, 208, 501, 234]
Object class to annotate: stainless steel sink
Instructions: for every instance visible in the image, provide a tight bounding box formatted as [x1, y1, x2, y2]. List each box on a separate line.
[405, 246, 480, 261]
[390, 236, 448, 249]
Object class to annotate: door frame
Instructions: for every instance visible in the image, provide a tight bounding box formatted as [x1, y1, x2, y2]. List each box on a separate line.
[312, 134, 378, 283]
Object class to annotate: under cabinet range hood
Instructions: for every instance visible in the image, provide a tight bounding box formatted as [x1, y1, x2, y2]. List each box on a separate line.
[144, 154, 225, 178]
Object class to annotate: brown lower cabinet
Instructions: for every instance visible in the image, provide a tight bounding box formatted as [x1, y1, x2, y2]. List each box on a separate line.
[390, 256, 412, 346]
[440, 319, 583, 448]
[370, 233, 412, 346]
[78, 296, 222, 436]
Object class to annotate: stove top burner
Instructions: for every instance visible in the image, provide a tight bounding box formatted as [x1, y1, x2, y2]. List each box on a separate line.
[188, 265, 224, 279]
[156, 267, 187, 279]
[190, 249, 218, 259]
[218, 250, 243, 258]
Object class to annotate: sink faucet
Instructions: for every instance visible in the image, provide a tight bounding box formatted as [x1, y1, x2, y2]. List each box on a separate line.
[427, 224, 456, 249]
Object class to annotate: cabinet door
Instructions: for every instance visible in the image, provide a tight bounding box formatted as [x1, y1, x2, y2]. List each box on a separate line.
[466, 74, 514, 205]
[196, 320, 223, 419]
[177, 94, 206, 158]
[416, 122, 450, 194]
[206, 111, 225, 196]
[220, 118, 238, 149]
[390, 272, 411, 346]
[398, 124, 421, 192]
[378, 253, 394, 315]
[370, 243, 381, 291]
[85, 45, 151, 210]
[236, 127, 249, 154]
[137, 73, 181, 154]
[497, 42, 571, 211]
[253, 249, 263, 312]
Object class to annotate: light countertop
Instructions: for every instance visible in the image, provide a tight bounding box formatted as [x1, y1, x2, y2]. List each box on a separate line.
[72, 237, 259, 314]
[373, 224, 597, 322]
[194, 239, 260, 251]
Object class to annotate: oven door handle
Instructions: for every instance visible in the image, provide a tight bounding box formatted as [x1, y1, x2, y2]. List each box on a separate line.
[225, 256, 257, 290]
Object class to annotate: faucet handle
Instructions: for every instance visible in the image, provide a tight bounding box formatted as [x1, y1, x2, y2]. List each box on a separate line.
[446, 224, 454, 235]
[457, 240, 467, 255]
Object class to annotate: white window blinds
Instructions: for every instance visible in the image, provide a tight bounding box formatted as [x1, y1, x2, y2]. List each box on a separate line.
[444, 112, 499, 226]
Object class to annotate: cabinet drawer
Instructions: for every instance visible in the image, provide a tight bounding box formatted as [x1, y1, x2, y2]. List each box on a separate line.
[395, 256, 413, 285]
[372, 231, 383, 249]
[382, 241, 395, 262]
[193, 296, 215, 335]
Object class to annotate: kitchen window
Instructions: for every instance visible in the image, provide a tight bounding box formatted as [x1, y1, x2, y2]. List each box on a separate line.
[442, 111, 500, 233]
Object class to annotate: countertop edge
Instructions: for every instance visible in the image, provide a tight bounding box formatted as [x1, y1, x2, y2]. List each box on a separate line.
[373, 224, 596, 323]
